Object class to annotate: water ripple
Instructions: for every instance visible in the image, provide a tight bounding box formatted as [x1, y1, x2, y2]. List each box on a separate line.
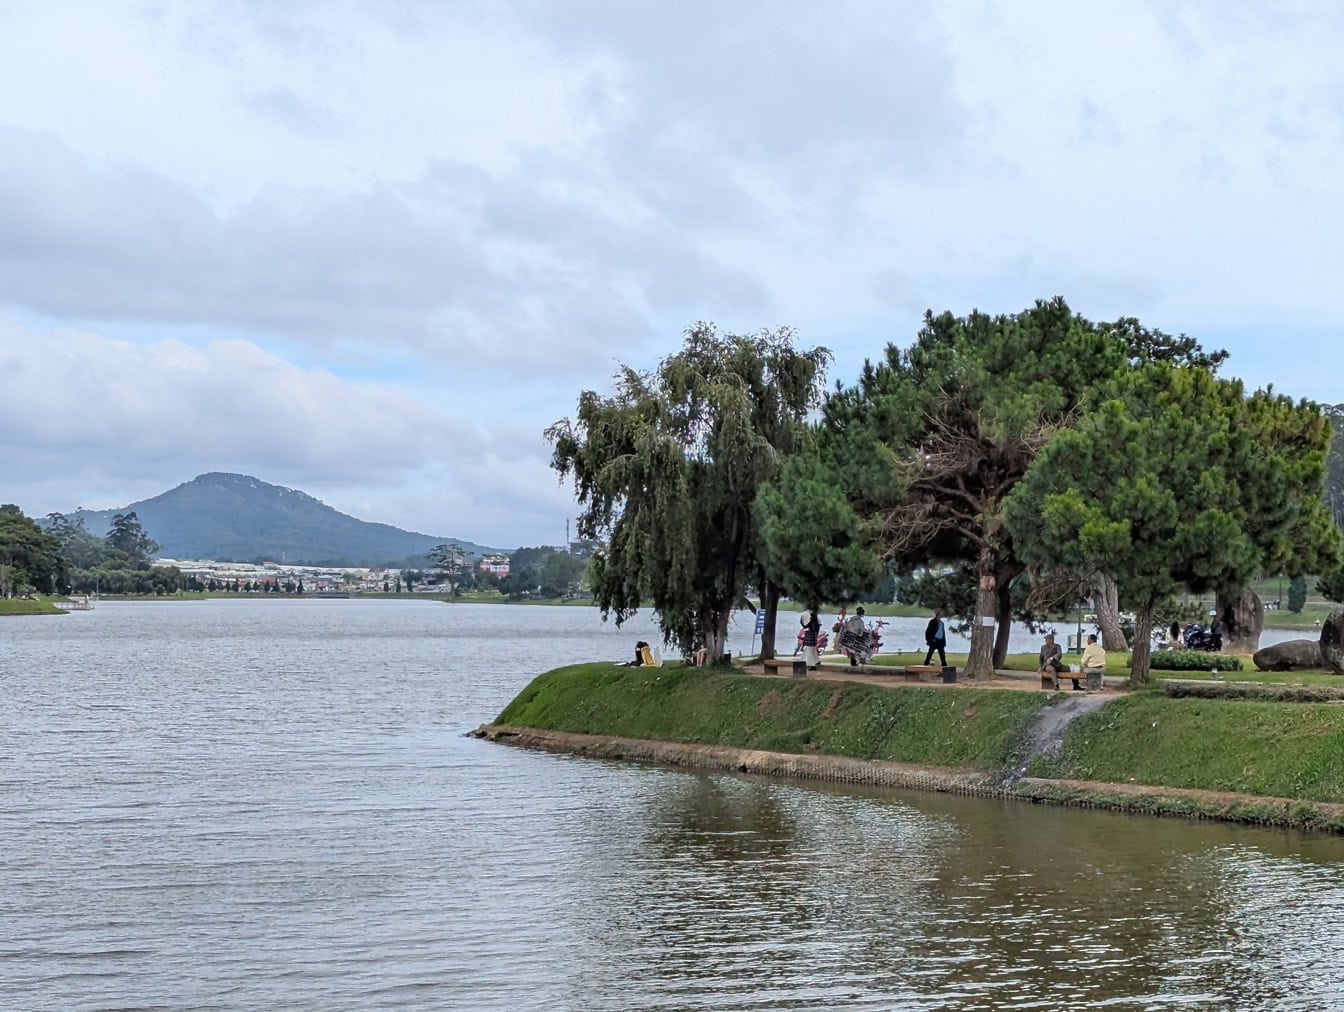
[4, 600, 1344, 1010]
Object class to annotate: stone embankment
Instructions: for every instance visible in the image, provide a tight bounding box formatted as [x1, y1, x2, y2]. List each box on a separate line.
[472, 723, 1344, 832]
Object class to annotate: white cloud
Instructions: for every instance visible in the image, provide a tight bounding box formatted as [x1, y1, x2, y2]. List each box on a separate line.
[2, 1, 1344, 537]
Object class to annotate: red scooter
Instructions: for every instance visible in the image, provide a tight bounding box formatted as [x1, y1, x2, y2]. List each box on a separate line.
[794, 626, 830, 655]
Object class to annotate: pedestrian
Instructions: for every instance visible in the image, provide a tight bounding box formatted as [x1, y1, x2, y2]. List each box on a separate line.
[1081, 633, 1107, 690]
[1167, 621, 1183, 650]
[800, 607, 822, 670]
[1208, 609, 1225, 651]
[844, 607, 870, 667]
[1038, 632, 1074, 690]
[923, 609, 947, 667]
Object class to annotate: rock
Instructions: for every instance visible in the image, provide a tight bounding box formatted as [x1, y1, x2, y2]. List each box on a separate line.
[1321, 609, 1344, 674]
[1252, 639, 1324, 672]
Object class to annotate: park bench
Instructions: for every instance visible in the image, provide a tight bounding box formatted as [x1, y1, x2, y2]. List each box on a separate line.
[764, 657, 811, 677]
[1040, 667, 1102, 690]
[903, 665, 958, 683]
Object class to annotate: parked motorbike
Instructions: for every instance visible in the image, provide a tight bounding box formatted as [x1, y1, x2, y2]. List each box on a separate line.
[1182, 623, 1222, 652]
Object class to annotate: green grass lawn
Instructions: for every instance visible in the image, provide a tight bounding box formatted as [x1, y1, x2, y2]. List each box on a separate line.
[865, 648, 1341, 681]
[0, 597, 63, 615]
[1031, 694, 1344, 802]
[496, 660, 1344, 808]
[498, 661, 1050, 768]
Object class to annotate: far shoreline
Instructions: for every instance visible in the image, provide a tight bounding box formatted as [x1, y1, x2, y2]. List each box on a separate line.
[59, 590, 1336, 632]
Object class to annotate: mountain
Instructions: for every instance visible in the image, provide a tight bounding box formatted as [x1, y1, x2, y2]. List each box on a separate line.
[64, 473, 498, 566]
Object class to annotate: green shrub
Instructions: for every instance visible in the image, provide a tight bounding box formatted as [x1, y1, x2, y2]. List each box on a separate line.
[1148, 649, 1243, 672]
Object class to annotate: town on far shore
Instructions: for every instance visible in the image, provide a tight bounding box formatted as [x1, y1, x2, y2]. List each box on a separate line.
[154, 553, 515, 595]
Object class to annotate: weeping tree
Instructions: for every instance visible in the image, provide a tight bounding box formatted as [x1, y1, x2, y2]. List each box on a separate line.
[1006, 363, 1340, 683]
[547, 324, 830, 663]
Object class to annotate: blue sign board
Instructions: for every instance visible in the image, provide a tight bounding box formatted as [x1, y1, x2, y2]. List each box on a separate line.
[754, 608, 767, 634]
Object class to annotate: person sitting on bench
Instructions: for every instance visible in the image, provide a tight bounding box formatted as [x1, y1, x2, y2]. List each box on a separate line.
[1081, 634, 1106, 690]
[1038, 632, 1076, 690]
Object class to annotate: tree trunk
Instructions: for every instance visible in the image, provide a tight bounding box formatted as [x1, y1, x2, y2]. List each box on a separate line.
[991, 561, 1023, 669]
[710, 607, 732, 666]
[759, 581, 781, 661]
[966, 548, 996, 679]
[993, 580, 1013, 669]
[1129, 605, 1154, 684]
[1093, 572, 1129, 651]
[1216, 588, 1263, 653]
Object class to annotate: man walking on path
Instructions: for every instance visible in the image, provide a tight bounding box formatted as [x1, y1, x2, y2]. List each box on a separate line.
[924, 610, 947, 667]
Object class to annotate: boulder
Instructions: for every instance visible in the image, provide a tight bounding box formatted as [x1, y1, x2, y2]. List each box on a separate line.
[1252, 639, 1324, 672]
[1321, 608, 1344, 675]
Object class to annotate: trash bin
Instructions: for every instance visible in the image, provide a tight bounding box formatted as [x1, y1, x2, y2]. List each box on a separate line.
[942, 666, 958, 683]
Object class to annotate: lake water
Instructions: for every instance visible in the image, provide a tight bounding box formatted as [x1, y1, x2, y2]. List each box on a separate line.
[3, 600, 1342, 1010]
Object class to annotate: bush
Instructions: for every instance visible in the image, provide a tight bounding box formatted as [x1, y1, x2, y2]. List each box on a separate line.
[1148, 650, 1244, 672]
[1288, 574, 1307, 613]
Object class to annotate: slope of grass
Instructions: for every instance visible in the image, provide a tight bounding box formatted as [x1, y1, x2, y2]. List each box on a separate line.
[0, 597, 63, 616]
[1032, 693, 1344, 802]
[497, 662, 1050, 768]
[498, 662, 1344, 806]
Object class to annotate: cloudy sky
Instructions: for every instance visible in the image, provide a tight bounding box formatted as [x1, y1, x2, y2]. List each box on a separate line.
[2, 2, 1342, 548]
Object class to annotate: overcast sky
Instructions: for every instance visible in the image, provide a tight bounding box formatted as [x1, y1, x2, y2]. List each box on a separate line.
[2, 1, 1342, 548]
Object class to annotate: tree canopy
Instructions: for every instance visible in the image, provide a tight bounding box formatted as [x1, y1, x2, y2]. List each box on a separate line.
[548, 323, 830, 661]
[1, 505, 68, 596]
[1004, 363, 1340, 681]
[106, 511, 160, 566]
[762, 298, 1154, 676]
[758, 298, 1243, 676]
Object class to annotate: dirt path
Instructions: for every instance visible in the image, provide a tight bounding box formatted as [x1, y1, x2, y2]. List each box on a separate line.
[742, 661, 1123, 696]
[999, 694, 1115, 785]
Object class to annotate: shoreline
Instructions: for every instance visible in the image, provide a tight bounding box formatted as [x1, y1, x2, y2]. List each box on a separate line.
[474, 724, 1344, 833]
[484, 662, 1344, 835]
[40, 591, 1332, 631]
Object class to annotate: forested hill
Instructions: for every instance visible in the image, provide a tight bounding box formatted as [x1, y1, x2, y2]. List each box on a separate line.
[61, 473, 497, 566]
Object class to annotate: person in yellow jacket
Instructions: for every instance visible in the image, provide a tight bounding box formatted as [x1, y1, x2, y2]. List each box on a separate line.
[1080, 634, 1107, 690]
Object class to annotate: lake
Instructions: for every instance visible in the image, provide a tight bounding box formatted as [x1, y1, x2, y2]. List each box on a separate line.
[3, 600, 1342, 1009]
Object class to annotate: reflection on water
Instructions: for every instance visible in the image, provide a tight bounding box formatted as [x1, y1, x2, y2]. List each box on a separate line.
[2, 600, 1343, 1010]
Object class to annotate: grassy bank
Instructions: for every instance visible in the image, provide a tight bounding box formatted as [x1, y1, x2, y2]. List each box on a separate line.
[499, 662, 1048, 767]
[1030, 692, 1344, 802]
[494, 662, 1344, 814]
[0, 597, 63, 616]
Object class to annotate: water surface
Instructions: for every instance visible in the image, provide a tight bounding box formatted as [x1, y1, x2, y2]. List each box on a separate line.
[3, 600, 1342, 1009]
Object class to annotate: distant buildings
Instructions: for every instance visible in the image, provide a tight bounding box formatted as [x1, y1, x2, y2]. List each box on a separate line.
[155, 559, 396, 593]
[478, 553, 510, 575]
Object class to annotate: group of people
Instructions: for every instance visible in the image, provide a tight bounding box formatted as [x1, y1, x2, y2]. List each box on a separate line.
[799, 607, 875, 669]
[799, 607, 948, 671]
[1038, 631, 1107, 690]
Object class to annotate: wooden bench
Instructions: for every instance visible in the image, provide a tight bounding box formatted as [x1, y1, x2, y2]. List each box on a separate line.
[764, 657, 811, 677]
[904, 665, 958, 683]
[1040, 668, 1103, 690]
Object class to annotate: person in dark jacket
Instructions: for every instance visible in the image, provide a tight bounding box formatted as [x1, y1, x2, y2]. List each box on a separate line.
[923, 610, 946, 666]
